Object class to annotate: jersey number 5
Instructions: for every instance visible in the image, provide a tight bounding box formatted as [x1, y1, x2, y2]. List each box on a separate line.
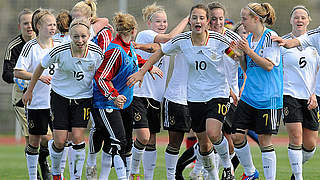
[299, 57, 307, 68]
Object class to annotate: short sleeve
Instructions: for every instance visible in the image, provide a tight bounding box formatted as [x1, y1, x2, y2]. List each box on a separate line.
[262, 31, 281, 66]
[297, 28, 320, 54]
[41, 52, 57, 69]
[161, 39, 181, 56]
[15, 46, 31, 71]
[135, 30, 158, 44]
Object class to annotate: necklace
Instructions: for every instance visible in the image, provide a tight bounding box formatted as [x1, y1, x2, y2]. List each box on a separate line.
[71, 43, 88, 58]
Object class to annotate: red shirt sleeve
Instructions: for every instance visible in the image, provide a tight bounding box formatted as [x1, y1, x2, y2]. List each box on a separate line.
[136, 53, 153, 71]
[94, 48, 122, 100]
[97, 28, 112, 53]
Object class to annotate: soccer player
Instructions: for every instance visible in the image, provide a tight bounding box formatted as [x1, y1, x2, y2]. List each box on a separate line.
[280, 6, 319, 180]
[231, 3, 282, 180]
[14, 8, 59, 180]
[92, 12, 162, 180]
[23, 17, 102, 180]
[127, 4, 240, 180]
[130, 3, 188, 180]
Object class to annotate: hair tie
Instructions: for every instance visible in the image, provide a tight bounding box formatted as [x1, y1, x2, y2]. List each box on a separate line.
[290, 6, 310, 18]
[148, 10, 164, 21]
[247, 6, 266, 20]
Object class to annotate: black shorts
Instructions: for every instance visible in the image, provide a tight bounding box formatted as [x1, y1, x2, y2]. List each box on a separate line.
[51, 91, 92, 130]
[132, 97, 161, 133]
[188, 98, 229, 133]
[163, 98, 191, 132]
[223, 103, 236, 134]
[283, 95, 319, 131]
[27, 109, 52, 135]
[91, 108, 127, 152]
[232, 100, 281, 135]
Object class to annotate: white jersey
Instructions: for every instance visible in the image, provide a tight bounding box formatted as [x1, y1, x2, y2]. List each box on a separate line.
[164, 53, 189, 105]
[41, 41, 103, 99]
[53, 33, 71, 43]
[282, 33, 320, 99]
[162, 31, 232, 102]
[297, 27, 320, 96]
[133, 30, 170, 102]
[222, 28, 241, 98]
[15, 38, 60, 109]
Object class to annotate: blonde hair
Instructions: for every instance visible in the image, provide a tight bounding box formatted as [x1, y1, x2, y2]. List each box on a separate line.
[142, 2, 165, 22]
[70, 17, 90, 31]
[71, 0, 97, 23]
[56, 9, 72, 33]
[18, 8, 33, 24]
[290, 5, 312, 21]
[112, 12, 137, 36]
[32, 8, 55, 36]
[246, 3, 276, 26]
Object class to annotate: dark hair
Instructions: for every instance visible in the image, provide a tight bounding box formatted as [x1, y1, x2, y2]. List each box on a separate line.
[189, 4, 209, 20]
[207, 2, 226, 16]
[56, 9, 72, 33]
[290, 5, 311, 21]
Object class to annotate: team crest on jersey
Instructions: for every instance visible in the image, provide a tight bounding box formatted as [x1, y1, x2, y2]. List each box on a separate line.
[313, 49, 318, 57]
[284, 107, 289, 116]
[88, 64, 94, 71]
[169, 116, 175, 126]
[258, 49, 264, 56]
[134, 112, 141, 121]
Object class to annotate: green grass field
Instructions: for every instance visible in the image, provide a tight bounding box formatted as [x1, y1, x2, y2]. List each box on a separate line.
[0, 144, 320, 180]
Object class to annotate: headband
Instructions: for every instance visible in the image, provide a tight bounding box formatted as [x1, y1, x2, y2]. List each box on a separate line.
[70, 22, 90, 29]
[148, 10, 164, 21]
[247, 6, 266, 20]
[290, 6, 310, 17]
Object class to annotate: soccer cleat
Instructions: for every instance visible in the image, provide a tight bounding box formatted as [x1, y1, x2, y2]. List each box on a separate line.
[221, 167, 235, 180]
[52, 174, 63, 180]
[38, 159, 51, 180]
[290, 174, 295, 180]
[86, 165, 97, 180]
[241, 169, 259, 180]
[130, 173, 144, 180]
[189, 171, 204, 180]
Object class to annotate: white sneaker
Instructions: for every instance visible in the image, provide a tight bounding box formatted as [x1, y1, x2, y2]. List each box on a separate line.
[86, 165, 97, 180]
[189, 171, 203, 180]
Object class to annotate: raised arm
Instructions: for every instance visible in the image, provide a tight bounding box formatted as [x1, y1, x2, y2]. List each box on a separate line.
[153, 16, 189, 43]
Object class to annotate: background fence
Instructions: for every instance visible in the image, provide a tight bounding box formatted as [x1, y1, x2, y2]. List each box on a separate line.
[0, 0, 319, 133]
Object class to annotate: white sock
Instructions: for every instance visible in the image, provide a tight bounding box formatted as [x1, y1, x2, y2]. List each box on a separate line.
[114, 154, 127, 180]
[71, 142, 86, 180]
[26, 153, 39, 180]
[60, 146, 69, 176]
[99, 151, 112, 180]
[288, 149, 302, 180]
[213, 152, 221, 174]
[131, 146, 144, 174]
[49, 141, 64, 175]
[193, 145, 203, 175]
[302, 147, 316, 164]
[261, 151, 276, 180]
[87, 152, 97, 167]
[198, 150, 219, 180]
[143, 150, 157, 180]
[234, 142, 256, 176]
[126, 155, 132, 179]
[68, 145, 73, 176]
[165, 152, 179, 180]
[213, 136, 231, 169]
